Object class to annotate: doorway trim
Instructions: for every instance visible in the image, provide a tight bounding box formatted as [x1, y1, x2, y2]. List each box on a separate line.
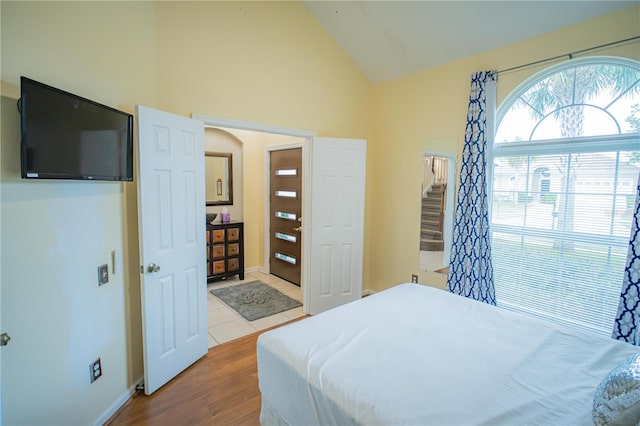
[192, 114, 316, 308]
[192, 114, 316, 139]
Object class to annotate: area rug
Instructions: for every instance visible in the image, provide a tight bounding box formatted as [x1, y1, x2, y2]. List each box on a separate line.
[210, 281, 302, 321]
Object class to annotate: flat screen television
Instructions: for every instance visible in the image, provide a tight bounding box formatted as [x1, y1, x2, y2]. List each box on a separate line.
[20, 76, 134, 181]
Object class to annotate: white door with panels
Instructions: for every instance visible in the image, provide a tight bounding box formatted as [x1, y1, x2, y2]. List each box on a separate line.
[136, 105, 207, 395]
[306, 138, 366, 315]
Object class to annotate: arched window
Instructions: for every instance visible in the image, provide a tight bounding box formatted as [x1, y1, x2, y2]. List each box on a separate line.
[491, 57, 640, 335]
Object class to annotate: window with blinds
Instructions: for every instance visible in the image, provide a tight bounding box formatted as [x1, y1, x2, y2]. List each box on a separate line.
[491, 57, 640, 335]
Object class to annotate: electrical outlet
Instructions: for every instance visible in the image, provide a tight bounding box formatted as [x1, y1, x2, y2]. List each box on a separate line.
[411, 274, 418, 283]
[97, 264, 109, 286]
[90, 358, 102, 383]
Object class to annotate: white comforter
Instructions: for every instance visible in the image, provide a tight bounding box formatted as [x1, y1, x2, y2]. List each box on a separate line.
[257, 283, 637, 425]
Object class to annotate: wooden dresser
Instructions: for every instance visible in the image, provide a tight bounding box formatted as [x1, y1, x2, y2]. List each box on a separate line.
[206, 221, 244, 282]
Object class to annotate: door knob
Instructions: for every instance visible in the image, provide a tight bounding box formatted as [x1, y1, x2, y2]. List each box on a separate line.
[147, 263, 161, 273]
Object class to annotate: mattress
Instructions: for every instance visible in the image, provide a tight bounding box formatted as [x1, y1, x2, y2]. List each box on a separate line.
[257, 283, 638, 425]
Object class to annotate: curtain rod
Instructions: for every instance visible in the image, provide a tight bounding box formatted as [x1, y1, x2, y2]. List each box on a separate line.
[496, 35, 640, 75]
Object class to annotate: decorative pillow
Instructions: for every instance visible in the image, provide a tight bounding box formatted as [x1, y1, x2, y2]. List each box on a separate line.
[593, 352, 640, 426]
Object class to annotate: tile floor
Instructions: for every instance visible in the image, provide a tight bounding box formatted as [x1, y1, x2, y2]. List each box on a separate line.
[206, 270, 304, 348]
[419, 250, 445, 272]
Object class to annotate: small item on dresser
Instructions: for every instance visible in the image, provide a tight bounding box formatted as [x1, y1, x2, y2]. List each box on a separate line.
[221, 207, 231, 224]
[206, 213, 217, 224]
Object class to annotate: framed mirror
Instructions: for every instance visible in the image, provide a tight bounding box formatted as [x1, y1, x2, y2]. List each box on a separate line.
[205, 152, 233, 206]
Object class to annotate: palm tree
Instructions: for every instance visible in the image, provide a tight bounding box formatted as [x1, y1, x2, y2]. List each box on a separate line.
[514, 63, 640, 250]
[627, 103, 640, 166]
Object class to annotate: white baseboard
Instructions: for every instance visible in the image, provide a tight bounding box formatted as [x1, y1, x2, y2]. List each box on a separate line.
[94, 375, 144, 426]
[244, 266, 262, 273]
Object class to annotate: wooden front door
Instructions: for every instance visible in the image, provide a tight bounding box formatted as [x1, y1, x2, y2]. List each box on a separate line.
[269, 148, 303, 286]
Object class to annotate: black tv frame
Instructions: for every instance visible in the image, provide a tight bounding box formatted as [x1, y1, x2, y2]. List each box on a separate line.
[19, 76, 134, 182]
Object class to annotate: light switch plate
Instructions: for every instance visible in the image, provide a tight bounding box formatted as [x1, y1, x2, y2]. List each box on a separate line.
[98, 264, 109, 286]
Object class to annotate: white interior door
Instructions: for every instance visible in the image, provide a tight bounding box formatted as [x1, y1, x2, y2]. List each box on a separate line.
[306, 137, 366, 315]
[136, 105, 207, 395]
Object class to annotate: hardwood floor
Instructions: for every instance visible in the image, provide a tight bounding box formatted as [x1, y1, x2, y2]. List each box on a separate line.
[107, 318, 303, 426]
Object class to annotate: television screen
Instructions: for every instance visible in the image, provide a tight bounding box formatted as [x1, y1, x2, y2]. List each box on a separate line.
[20, 76, 134, 181]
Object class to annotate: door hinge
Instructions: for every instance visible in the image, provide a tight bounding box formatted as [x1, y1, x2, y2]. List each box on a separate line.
[140, 265, 144, 274]
[0, 332, 10, 346]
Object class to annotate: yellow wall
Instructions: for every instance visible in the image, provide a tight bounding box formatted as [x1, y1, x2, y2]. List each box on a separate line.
[154, 1, 373, 138]
[369, 6, 640, 292]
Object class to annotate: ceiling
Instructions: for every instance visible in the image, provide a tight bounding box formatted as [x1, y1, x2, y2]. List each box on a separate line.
[302, 1, 638, 83]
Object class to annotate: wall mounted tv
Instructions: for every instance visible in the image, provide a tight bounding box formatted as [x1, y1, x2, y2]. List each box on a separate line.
[20, 76, 134, 181]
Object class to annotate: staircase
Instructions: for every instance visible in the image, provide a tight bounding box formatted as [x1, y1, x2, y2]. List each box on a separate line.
[420, 183, 446, 251]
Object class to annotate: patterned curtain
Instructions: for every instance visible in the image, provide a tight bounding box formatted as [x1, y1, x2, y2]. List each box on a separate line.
[447, 71, 497, 305]
[612, 173, 640, 344]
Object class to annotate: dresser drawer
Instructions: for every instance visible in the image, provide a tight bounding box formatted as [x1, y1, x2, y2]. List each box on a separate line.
[212, 245, 225, 259]
[212, 229, 225, 243]
[227, 243, 239, 257]
[228, 258, 239, 272]
[227, 227, 239, 242]
[213, 261, 225, 274]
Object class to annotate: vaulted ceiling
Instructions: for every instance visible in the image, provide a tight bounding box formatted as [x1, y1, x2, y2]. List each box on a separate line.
[303, 1, 637, 83]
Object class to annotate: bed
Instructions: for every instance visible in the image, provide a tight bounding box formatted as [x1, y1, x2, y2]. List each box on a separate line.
[257, 283, 640, 425]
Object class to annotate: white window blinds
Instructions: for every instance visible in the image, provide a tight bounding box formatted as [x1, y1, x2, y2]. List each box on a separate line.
[491, 148, 637, 334]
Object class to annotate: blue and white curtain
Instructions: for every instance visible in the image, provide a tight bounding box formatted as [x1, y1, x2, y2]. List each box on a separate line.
[612, 173, 640, 344]
[447, 71, 497, 305]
